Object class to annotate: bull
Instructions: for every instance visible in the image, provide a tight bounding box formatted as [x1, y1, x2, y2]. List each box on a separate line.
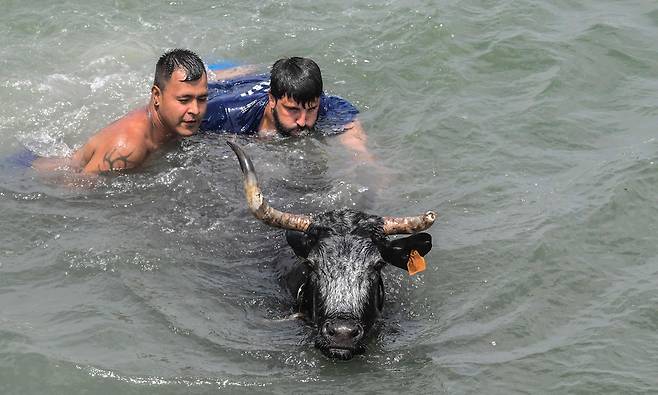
[227, 141, 436, 360]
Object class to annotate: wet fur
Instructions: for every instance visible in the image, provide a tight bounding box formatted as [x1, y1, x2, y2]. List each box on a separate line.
[288, 209, 387, 357]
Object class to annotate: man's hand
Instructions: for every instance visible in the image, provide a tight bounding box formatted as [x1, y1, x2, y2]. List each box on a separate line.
[339, 120, 375, 163]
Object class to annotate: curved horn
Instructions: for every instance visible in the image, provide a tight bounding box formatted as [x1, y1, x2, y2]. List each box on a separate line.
[227, 141, 312, 232]
[382, 211, 437, 235]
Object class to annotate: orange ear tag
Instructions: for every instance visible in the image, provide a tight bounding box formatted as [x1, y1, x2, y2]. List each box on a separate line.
[407, 250, 426, 275]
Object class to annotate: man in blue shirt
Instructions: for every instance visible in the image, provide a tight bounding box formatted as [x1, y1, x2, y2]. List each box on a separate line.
[201, 57, 372, 161]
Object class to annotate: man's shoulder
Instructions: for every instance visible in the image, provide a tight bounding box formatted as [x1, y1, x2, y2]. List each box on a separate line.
[92, 109, 151, 151]
[208, 73, 270, 95]
[316, 93, 360, 133]
[206, 74, 270, 114]
[203, 76, 269, 134]
[320, 93, 358, 109]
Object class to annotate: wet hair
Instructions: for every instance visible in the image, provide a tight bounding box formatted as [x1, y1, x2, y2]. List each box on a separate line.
[270, 57, 323, 106]
[153, 48, 206, 90]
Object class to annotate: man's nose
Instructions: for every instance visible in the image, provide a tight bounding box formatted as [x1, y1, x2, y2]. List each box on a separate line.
[188, 99, 200, 115]
[296, 110, 307, 127]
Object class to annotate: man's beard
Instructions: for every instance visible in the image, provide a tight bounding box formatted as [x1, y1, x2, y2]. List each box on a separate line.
[273, 107, 315, 137]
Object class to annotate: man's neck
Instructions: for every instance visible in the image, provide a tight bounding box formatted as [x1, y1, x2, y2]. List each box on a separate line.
[257, 106, 277, 138]
[147, 103, 177, 146]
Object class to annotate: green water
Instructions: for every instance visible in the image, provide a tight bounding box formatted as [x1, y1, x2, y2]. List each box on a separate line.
[2, 1, 658, 393]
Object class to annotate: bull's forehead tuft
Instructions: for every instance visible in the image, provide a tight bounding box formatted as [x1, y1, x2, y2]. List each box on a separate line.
[314, 208, 385, 237]
[311, 235, 381, 317]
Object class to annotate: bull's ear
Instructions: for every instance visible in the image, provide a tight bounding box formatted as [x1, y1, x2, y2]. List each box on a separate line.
[379, 233, 432, 271]
[285, 230, 316, 258]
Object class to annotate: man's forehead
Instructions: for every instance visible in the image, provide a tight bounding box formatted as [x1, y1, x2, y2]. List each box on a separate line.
[280, 95, 320, 108]
[166, 69, 207, 91]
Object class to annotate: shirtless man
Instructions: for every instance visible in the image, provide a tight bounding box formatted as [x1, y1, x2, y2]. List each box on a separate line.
[33, 48, 208, 174]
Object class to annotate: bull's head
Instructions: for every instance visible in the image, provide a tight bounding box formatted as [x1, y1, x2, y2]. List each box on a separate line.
[227, 141, 435, 360]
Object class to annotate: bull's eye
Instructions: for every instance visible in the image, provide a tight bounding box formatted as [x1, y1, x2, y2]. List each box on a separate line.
[377, 277, 385, 311]
[373, 260, 386, 271]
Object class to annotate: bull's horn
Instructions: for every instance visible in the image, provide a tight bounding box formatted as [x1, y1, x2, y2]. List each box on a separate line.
[227, 141, 312, 232]
[382, 211, 437, 235]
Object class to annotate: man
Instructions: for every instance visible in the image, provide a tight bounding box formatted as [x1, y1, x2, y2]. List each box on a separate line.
[32, 49, 208, 174]
[201, 57, 372, 161]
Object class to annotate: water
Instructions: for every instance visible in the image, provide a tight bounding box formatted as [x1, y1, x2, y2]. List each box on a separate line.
[2, 0, 658, 393]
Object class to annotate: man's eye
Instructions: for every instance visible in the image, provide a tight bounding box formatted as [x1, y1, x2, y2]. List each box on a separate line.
[198, 96, 208, 102]
[178, 98, 190, 103]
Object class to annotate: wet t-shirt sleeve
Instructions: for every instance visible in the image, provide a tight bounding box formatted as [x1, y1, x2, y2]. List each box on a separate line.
[315, 94, 360, 135]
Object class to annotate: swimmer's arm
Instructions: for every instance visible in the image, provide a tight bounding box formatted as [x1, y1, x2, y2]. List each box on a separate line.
[208, 65, 261, 81]
[31, 157, 76, 172]
[31, 140, 93, 172]
[339, 120, 393, 194]
[77, 136, 148, 173]
[31, 154, 98, 187]
[339, 119, 375, 163]
[69, 139, 95, 171]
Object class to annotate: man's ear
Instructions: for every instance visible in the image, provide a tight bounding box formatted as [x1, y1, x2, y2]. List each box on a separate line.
[151, 85, 162, 107]
[267, 92, 277, 109]
[379, 233, 433, 271]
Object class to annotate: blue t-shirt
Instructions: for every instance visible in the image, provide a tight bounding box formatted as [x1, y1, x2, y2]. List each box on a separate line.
[201, 74, 359, 135]
[4, 147, 37, 168]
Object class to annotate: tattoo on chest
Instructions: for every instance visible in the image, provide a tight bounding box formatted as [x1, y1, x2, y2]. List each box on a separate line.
[101, 148, 136, 171]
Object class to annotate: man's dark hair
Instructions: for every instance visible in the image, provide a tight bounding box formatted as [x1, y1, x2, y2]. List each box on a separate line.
[153, 48, 206, 90]
[270, 57, 323, 106]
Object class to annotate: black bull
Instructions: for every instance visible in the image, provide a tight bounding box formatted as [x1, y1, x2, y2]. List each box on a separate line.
[227, 141, 436, 360]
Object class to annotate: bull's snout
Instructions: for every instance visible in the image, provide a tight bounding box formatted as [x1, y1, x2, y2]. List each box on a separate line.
[320, 319, 364, 360]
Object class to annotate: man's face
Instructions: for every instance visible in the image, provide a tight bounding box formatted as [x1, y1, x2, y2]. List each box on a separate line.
[270, 94, 320, 137]
[154, 69, 208, 137]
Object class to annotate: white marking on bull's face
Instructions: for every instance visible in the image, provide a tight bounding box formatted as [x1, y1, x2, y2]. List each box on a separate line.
[308, 235, 381, 319]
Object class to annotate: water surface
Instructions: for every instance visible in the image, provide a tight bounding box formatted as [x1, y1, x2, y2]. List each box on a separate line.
[2, 1, 658, 393]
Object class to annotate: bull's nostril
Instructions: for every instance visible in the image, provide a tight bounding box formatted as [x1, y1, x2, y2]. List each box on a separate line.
[351, 325, 363, 339]
[323, 320, 363, 341]
[322, 321, 336, 337]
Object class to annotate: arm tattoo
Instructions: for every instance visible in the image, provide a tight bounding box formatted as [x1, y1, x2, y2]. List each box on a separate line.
[100, 148, 137, 171]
